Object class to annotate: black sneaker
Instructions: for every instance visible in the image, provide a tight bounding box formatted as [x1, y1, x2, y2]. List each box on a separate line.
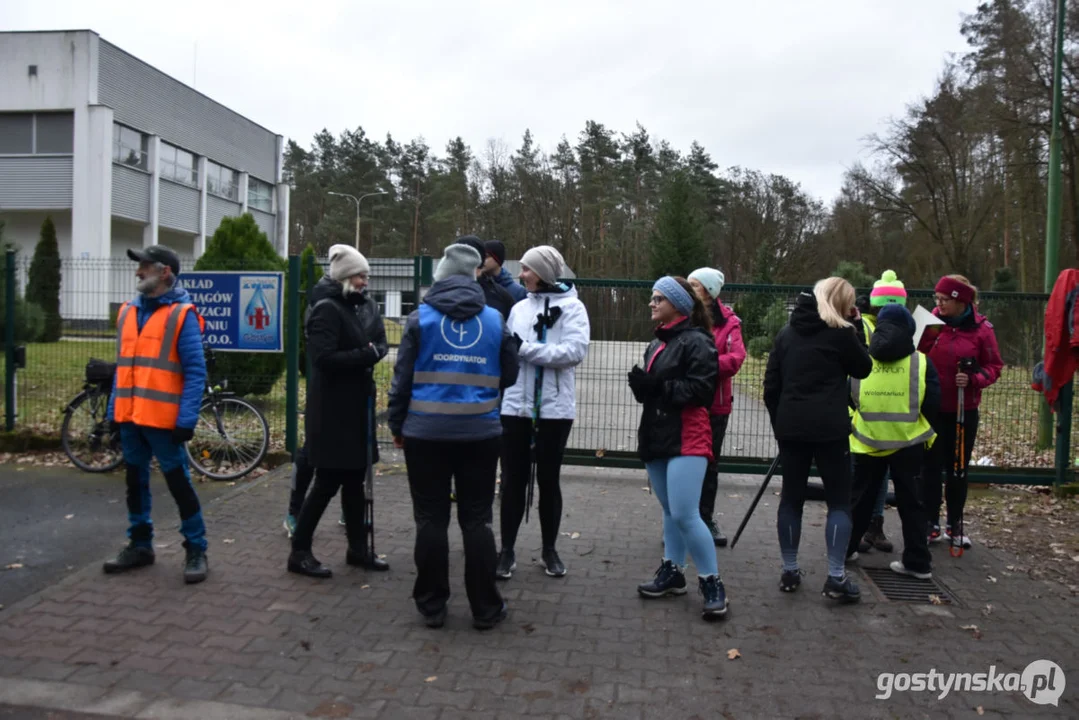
[473, 602, 508, 631]
[698, 575, 729, 619]
[779, 568, 804, 593]
[183, 546, 208, 585]
[495, 549, 516, 580]
[542, 548, 566, 577]
[423, 607, 448, 629]
[705, 519, 728, 548]
[103, 544, 155, 574]
[287, 550, 332, 579]
[822, 574, 861, 604]
[637, 559, 688, 598]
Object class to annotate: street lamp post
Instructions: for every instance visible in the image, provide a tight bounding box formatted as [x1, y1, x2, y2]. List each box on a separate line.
[328, 190, 389, 252]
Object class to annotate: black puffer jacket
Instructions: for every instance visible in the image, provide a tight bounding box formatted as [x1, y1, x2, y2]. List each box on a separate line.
[763, 291, 872, 443]
[305, 276, 388, 470]
[632, 319, 718, 462]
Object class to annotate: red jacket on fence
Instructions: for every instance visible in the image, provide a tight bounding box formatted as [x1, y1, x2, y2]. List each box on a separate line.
[1034, 268, 1079, 408]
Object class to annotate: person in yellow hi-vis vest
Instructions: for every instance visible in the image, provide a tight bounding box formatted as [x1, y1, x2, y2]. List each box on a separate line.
[846, 304, 940, 579]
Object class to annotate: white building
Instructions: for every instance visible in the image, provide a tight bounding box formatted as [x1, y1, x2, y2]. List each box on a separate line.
[0, 30, 290, 318]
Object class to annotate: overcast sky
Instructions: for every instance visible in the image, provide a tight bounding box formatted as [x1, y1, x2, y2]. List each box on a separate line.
[6, 0, 981, 203]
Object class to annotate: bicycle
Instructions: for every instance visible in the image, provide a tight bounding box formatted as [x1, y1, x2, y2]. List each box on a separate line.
[62, 344, 270, 481]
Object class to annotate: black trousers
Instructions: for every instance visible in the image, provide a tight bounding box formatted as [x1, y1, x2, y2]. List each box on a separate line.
[699, 414, 730, 520]
[922, 410, 979, 528]
[291, 467, 366, 555]
[848, 446, 931, 574]
[777, 439, 852, 513]
[405, 436, 503, 622]
[499, 416, 574, 551]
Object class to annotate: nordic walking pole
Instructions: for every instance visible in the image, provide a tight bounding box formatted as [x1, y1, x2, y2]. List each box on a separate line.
[951, 372, 968, 558]
[365, 375, 376, 558]
[730, 456, 781, 549]
[526, 297, 550, 523]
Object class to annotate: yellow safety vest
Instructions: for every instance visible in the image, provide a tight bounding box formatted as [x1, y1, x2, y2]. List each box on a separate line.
[861, 314, 876, 345]
[850, 352, 936, 456]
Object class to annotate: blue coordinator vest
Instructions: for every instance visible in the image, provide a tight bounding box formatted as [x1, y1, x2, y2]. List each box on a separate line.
[409, 304, 503, 421]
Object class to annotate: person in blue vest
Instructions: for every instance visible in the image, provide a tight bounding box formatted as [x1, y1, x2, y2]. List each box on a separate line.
[388, 243, 520, 630]
[846, 304, 940, 579]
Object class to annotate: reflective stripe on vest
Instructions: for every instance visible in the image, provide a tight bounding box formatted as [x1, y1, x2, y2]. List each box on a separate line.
[862, 315, 875, 345]
[113, 301, 201, 429]
[408, 304, 502, 418]
[850, 352, 936, 454]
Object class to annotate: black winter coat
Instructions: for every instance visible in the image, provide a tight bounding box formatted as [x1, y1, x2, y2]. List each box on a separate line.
[632, 319, 718, 462]
[479, 275, 516, 321]
[305, 277, 388, 470]
[763, 291, 872, 443]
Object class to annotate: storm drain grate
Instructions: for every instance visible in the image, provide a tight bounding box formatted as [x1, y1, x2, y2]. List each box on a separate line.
[860, 567, 959, 605]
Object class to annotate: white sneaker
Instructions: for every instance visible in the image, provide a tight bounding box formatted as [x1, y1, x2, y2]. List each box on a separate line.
[944, 527, 972, 549]
[890, 560, 932, 580]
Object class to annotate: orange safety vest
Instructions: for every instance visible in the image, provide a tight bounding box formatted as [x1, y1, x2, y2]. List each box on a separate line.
[113, 301, 205, 429]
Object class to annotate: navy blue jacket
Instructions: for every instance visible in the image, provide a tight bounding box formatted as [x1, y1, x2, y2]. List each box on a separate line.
[495, 267, 528, 302]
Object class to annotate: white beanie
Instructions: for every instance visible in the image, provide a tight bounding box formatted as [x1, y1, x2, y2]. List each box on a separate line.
[434, 244, 481, 282]
[520, 245, 565, 286]
[328, 244, 370, 281]
[688, 267, 725, 299]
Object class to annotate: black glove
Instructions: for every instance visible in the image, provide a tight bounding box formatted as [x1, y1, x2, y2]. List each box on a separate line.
[357, 344, 380, 367]
[172, 426, 194, 444]
[627, 365, 661, 396]
[533, 305, 563, 335]
[511, 333, 524, 352]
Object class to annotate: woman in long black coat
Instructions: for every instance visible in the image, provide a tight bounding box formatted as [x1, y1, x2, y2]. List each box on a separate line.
[288, 245, 389, 579]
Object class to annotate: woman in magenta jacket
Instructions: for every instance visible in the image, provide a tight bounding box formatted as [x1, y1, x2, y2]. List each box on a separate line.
[688, 267, 746, 547]
[918, 274, 1003, 548]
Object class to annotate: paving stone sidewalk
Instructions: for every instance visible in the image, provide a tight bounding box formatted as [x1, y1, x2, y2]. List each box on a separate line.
[0, 465, 1075, 719]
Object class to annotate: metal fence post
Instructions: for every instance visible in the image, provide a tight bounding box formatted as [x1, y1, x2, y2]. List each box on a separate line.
[4, 249, 14, 432]
[285, 254, 300, 456]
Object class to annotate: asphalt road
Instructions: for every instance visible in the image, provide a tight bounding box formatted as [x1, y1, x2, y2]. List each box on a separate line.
[0, 464, 241, 610]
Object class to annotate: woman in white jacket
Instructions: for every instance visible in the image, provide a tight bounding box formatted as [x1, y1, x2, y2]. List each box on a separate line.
[496, 246, 590, 580]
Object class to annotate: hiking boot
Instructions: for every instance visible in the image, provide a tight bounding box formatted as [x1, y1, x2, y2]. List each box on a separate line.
[928, 524, 942, 544]
[283, 514, 297, 538]
[890, 560, 932, 580]
[183, 546, 208, 585]
[944, 525, 972, 549]
[858, 536, 872, 553]
[102, 544, 155, 574]
[346, 549, 390, 571]
[495, 549, 516, 580]
[864, 516, 894, 552]
[473, 602, 508, 631]
[637, 559, 687, 598]
[698, 575, 729, 619]
[287, 550, 332, 578]
[423, 606, 448, 629]
[822, 574, 861, 604]
[846, 551, 859, 563]
[542, 548, 566, 577]
[779, 568, 804, 593]
[705, 518, 728, 548]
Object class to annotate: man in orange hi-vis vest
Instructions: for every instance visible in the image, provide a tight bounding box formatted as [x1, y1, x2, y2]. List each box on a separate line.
[105, 245, 209, 584]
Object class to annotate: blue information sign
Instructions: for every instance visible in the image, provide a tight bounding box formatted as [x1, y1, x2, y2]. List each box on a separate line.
[176, 271, 284, 353]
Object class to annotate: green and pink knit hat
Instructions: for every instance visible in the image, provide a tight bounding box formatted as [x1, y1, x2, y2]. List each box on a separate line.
[870, 269, 907, 307]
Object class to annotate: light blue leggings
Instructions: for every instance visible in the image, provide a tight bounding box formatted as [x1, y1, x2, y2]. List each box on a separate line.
[645, 456, 718, 578]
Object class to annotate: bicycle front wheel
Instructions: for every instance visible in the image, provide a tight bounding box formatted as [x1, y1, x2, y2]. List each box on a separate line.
[185, 396, 269, 481]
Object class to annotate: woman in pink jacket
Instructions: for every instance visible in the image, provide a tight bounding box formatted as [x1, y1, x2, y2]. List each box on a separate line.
[918, 274, 1003, 548]
[688, 268, 747, 546]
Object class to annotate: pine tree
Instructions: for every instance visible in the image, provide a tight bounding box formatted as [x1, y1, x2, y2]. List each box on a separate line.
[650, 171, 706, 279]
[27, 216, 62, 342]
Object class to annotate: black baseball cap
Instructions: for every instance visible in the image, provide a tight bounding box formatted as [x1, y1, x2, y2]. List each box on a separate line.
[127, 245, 180, 276]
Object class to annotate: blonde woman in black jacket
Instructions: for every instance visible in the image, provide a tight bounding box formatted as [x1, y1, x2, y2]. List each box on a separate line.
[764, 277, 871, 602]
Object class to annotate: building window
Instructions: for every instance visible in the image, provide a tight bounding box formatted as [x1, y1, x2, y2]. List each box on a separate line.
[112, 124, 148, 170]
[248, 177, 273, 212]
[0, 112, 73, 154]
[159, 142, 198, 187]
[206, 161, 239, 201]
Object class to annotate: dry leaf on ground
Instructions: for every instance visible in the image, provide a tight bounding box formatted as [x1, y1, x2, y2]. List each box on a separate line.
[726, 649, 741, 660]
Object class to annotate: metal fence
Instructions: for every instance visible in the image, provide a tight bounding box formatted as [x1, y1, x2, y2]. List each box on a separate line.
[0, 253, 1070, 484]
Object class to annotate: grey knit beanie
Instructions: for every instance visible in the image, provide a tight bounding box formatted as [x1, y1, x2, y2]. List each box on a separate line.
[434, 244, 482, 282]
[520, 245, 565, 286]
[328, 244, 370, 281]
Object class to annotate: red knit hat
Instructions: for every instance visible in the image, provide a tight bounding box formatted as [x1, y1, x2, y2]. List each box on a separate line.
[935, 276, 975, 304]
